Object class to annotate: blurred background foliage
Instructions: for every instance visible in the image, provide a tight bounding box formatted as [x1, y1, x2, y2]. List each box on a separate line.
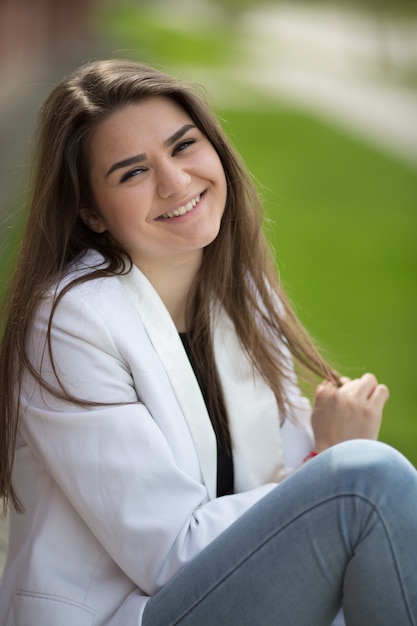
[0, 0, 416, 464]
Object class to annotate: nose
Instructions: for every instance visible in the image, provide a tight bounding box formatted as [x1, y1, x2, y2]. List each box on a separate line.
[156, 159, 191, 198]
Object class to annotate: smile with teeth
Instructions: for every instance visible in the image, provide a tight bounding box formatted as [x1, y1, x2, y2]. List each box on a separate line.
[159, 194, 201, 219]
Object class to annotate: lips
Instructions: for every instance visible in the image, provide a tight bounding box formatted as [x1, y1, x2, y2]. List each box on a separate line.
[158, 193, 202, 220]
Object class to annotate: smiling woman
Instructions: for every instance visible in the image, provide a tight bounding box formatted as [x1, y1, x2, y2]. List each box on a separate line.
[0, 59, 416, 626]
[82, 98, 227, 302]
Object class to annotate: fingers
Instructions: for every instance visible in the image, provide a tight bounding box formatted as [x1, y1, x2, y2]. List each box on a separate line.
[312, 372, 389, 450]
[360, 373, 378, 399]
[319, 372, 389, 404]
[369, 383, 390, 413]
[317, 372, 390, 416]
[339, 373, 387, 402]
[354, 373, 377, 399]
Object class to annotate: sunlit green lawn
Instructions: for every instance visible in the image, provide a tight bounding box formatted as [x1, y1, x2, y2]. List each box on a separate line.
[223, 108, 417, 463]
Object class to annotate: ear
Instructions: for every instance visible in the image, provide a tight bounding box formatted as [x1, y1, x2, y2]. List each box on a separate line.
[79, 208, 107, 234]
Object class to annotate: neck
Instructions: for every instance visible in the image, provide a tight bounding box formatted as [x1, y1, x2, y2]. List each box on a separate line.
[136, 251, 202, 332]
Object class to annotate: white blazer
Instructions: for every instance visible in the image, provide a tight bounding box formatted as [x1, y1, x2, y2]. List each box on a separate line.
[0, 251, 314, 626]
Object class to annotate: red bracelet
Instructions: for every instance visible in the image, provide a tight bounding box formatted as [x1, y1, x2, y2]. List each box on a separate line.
[303, 451, 319, 463]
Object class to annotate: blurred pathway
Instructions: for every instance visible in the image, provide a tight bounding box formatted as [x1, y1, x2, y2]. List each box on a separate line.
[179, 2, 417, 169]
[240, 4, 417, 168]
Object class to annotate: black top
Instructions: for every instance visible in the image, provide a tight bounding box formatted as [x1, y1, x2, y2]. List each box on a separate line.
[179, 333, 234, 497]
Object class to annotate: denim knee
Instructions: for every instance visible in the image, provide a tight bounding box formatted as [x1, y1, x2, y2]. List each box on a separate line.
[323, 439, 417, 505]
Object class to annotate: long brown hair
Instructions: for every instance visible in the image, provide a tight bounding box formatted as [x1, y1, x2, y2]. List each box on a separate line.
[0, 59, 339, 512]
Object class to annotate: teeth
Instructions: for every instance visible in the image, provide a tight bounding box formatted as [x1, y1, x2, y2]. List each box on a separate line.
[161, 194, 201, 219]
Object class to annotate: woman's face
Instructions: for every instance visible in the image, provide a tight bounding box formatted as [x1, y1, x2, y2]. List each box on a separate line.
[86, 97, 227, 272]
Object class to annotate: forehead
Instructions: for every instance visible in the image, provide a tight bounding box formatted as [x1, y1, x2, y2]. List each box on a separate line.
[92, 97, 192, 148]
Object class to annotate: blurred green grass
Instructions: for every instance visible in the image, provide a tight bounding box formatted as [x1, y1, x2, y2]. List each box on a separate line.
[97, 5, 238, 67]
[224, 109, 417, 462]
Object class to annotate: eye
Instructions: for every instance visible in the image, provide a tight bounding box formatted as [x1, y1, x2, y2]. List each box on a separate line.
[172, 139, 196, 156]
[120, 167, 147, 183]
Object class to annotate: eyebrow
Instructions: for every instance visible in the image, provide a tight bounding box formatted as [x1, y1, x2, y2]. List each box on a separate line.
[105, 124, 197, 178]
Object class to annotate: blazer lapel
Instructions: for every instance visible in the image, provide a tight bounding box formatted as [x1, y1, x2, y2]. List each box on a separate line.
[212, 306, 286, 491]
[118, 266, 217, 500]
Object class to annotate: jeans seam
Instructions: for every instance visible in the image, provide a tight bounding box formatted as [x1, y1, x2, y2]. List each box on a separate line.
[342, 493, 415, 626]
[171, 492, 414, 625]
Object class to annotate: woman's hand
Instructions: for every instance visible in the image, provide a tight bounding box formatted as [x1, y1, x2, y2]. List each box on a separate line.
[311, 373, 389, 453]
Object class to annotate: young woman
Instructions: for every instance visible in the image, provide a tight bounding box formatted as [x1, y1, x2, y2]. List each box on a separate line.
[0, 59, 416, 626]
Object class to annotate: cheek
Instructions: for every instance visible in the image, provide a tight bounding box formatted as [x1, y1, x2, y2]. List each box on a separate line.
[205, 152, 228, 196]
[94, 188, 146, 225]
[217, 165, 228, 207]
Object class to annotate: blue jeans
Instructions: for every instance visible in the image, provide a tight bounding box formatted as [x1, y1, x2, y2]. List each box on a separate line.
[143, 440, 417, 625]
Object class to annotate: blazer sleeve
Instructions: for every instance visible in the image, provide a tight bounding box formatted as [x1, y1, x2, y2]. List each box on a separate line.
[20, 286, 275, 595]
